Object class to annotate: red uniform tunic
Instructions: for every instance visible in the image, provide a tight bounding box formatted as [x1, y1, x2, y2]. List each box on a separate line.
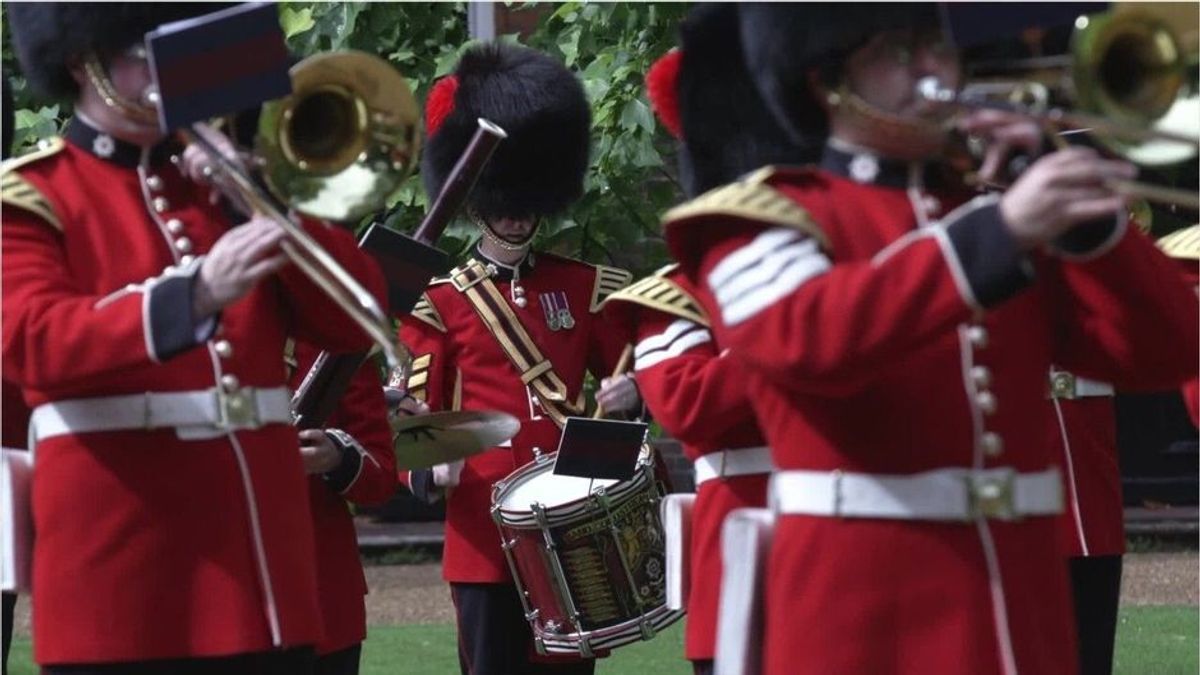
[664, 152, 1198, 675]
[290, 342, 397, 655]
[602, 267, 768, 661]
[398, 250, 632, 582]
[1047, 372, 1124, 557]
[0, 122, 386, 664]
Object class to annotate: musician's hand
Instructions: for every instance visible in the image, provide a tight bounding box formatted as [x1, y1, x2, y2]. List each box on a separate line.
[192, 216, 288, 318]
[597, 374, 641, 415]
[384, 387, 430, 419]
[999, 147, 1135, 251]
[957, 109, 1043, 184]
[182, 123, 248, 182]
[298, 429, 342, 475]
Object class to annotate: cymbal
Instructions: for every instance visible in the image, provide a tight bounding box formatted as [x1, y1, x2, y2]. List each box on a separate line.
[390, 411, 521, 470]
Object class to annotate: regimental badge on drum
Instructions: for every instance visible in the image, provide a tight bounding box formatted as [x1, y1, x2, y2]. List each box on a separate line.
[540, 291, 575, 331]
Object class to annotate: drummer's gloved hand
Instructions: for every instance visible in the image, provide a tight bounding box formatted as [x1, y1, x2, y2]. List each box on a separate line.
[385, 387, 430, 418]
[432, 459, 465, 488]
[597, 373, 642, 416]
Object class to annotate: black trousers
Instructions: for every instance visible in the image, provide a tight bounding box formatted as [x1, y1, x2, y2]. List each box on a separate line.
[692, 659, 714, 675]
[1069, 554, 1123, 675]
[451, 582, 595, 675]
[316, 644, 361, 675]
[2, 592, 15, 675]
[42, 646, 315, 675]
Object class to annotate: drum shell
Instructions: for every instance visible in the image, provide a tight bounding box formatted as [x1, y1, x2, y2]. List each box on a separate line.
[492, 456, 679, 653]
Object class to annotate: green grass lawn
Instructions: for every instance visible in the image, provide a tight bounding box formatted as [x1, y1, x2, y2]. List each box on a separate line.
[7, 606, 1196, 674]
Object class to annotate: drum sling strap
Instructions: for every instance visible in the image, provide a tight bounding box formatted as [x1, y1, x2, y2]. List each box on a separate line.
[450, 259, 582, 428]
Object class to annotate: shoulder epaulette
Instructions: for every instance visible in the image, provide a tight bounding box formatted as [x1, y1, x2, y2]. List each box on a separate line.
[600, 271, 709, 327]
[590, 264, 633, 313]
[410, 292, 447, 333]
[662, 166, 828, 248]
[1, 138, 65, 232]
[1157, 225, 1200, 261]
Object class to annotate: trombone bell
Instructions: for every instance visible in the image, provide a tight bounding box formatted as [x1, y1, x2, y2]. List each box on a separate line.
[257, 51, 420, 223]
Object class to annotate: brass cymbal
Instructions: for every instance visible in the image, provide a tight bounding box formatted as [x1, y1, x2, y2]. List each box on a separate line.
[390, 411, 521, 470]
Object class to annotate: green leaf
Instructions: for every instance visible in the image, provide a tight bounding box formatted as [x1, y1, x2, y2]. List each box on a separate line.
[618, 99, 653, 133]
[279, 6, 315, 39]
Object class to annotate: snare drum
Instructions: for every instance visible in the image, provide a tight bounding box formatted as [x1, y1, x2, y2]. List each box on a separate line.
[491, 452, 683, 657]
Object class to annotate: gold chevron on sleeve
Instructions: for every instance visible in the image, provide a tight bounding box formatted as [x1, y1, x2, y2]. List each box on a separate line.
[590, 265, 633, 312]
[407, 353, 433, 402]
[662, 167, 829, 248]
[2, 170, 62, 232]
[1157, 224, 1200, 261]
[411, 293, 447, 333]
[600, 272, 710, 327]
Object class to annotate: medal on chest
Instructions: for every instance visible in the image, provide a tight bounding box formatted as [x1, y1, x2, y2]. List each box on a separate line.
[539, 291, 575, 331]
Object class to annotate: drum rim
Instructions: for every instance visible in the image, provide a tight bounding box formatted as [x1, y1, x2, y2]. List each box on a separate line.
[491, 453, 651, 527]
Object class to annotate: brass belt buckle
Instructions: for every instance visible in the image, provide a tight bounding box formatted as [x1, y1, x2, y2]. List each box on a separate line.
[969, 469, 1018, 521]
[1048, 371, 1077, 400]
[215, 387, 260, 430]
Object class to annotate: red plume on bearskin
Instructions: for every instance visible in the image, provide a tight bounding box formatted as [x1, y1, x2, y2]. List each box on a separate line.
[645, 49, 682, 139]
[424, 75, 459, 138]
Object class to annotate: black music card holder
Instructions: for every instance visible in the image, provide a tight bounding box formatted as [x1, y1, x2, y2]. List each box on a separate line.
[552, 418, 648, 482]
[146, 2, 292, 132]
[359, 223, 450, 315]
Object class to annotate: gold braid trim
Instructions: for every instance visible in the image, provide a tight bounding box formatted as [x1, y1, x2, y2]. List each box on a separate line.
[2, 138, 66, 232]
[662, 165, 829, 248]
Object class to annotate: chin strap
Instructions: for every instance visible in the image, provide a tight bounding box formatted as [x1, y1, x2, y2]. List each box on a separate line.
[83, 53, 159, 125]
[476, 216, 537, 252]
[830, 86, 950, 159]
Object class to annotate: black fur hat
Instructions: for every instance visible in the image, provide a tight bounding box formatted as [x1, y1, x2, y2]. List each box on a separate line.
[676, 4, 812, 197]
[737, 2, 938, 145]
[8, 3, 226, 100]
[421, 42, 590, 221]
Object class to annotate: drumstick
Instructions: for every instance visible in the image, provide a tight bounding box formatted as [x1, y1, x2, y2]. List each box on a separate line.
[593, 343, 635, 420]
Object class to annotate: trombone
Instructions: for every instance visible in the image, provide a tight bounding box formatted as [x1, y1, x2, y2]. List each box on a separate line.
[187, 51, 420, 367]
[919, 7, 1200, 208]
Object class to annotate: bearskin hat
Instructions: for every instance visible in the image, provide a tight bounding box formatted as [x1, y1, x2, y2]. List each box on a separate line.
[8, 3, 227, 100]
[421, 42, 590, 221]
[736, 2, 937, 146]
[671, 3, 812, 197]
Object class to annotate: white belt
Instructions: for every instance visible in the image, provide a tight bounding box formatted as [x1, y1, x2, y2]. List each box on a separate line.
[1049, 371, 1114, 399]
[770, 467, 1063, 522]
[30, 387, 293, 442]
[694, 446, 773, 487]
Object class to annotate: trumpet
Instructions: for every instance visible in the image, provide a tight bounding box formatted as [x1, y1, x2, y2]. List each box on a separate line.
[918, 8, 1199, 208]
[187, 51, 420, 368]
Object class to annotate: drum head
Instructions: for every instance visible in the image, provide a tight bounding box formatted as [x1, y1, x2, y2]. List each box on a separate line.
[500, 464, 619, 512]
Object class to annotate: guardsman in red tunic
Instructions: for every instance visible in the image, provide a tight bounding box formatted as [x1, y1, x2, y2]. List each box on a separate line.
[396, 43, 637, 675]
[601, 265, 768, 675]
[2, 6, 386, 673]
[662, 5, 1200, 674]
[287, 342, 397, 675]
[1, 70, 28, 675]
[598, 10, 811, 671]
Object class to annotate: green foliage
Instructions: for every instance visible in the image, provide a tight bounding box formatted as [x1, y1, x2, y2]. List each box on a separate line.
[1, 6, 71, 155]
[525, 3, 689, 275]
